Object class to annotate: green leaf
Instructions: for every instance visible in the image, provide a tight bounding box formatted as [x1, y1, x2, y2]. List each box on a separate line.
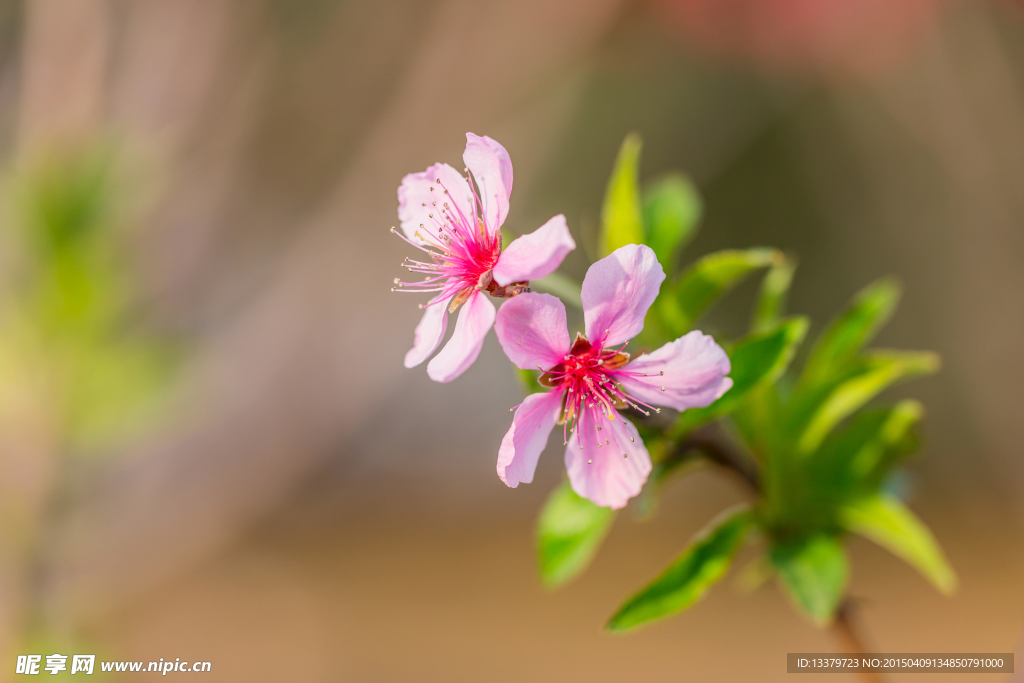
[666, 248, 779, 336]
[606, 506, 753, 631]
[599, 133, 644, 257]
[797, 351, 939, 456]
[846, 400, 921, 480]
[673, 317, 808, 436]
[839, 493, 957, 595]
[799, 278, 901, 392]
[643, 173, 701, 271]
[538, 481, 616, 587]
[776, 402, 923, 534]
[802, 401, 925, 511]
[530, 271, 582, 309]
[770, 535, 848, 625]
[812, 400, 923, 494]
[752, 256, 796, 334]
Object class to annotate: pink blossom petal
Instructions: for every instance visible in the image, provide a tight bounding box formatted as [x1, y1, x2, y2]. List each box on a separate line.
[494, 292, 571, 371]
[426, 290, 496, 383]
[582, 244, 666, 348]
[403, 297, 451, 368]
[615, 330, 733, 412]
[497, 389, 564, 488]
[565, 411, 651, 509]
[464, 133, 513, 233]
[492, 214, 576, 286]
[397, 163, 475, 245]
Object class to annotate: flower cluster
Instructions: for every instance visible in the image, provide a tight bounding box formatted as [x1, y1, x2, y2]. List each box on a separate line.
[392, 132, 951, 637]
[393, 135, 731, 508]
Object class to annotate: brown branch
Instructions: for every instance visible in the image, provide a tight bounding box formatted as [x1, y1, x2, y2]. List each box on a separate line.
[670, 426, 760, 494]
[833, 598, 887, 683]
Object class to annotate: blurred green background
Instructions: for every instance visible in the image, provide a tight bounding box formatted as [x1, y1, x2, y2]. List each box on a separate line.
[0, 0, 1022, 680]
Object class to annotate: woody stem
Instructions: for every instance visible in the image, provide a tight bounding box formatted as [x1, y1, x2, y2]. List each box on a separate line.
[832, 599, 887, 683]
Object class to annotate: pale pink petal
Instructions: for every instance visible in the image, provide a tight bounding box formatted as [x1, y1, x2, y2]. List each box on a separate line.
[614, 331, 733, 412]
[403, 296, 451, 368]
[582, 244, 666, 348]
[565, 410, 651, 509]
[464, 133, 513, 233]
[397, 162, 475, 245]
[497, 389, 564, 488]
[492, 214, 576, 286]
[494, 292, 570, 371]
[426, 291, 496, 383]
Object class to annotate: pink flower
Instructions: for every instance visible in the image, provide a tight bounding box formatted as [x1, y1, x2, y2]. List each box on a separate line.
[493, 244, 733, 509]
[393, 133, 576, 383]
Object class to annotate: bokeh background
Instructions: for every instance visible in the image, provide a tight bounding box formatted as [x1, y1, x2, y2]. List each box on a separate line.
[0, 0, 1023, 680]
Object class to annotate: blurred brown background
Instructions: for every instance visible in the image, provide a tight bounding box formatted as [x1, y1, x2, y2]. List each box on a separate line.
[0, 0, 1023, 680]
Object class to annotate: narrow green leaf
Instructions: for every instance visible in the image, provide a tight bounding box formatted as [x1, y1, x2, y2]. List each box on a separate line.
[606, 506, 753, 631]
[673, 317, 808, 436]
[845, 400, 923, 481]
[799, 278, 901, 392]
[807, 400, 923, 502]
[530, 271, 582, 309]
[538, 481, 616, 587]
[599, 133, 644, 257]
[643, 173, 701, 271]
[797, 351, 939, 456]
[668, 248, 779, 336]
[771, 535, 848, 625]
[839, 493, 957, 594]
[752, 256, 796, 334]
